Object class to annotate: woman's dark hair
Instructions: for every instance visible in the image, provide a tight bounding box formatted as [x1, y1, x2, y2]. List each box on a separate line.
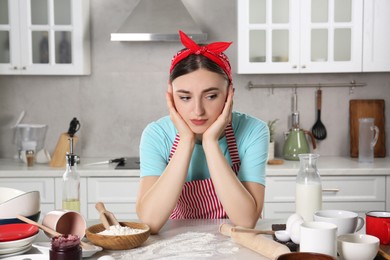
[169, 52, 230, 84]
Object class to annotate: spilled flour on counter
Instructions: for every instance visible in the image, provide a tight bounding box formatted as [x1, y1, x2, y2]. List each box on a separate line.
[109, 232, 239, 260]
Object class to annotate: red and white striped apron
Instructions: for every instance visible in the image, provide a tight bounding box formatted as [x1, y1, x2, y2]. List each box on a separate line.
[169, 124, 241, 219]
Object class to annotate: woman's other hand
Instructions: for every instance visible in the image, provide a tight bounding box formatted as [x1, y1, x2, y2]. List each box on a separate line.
[203, 85, 234, 143]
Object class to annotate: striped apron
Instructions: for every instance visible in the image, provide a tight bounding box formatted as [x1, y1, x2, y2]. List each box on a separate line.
[169, 124, 241, 219]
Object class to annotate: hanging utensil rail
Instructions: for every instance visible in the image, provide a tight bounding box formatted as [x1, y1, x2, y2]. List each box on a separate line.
[247, 80, 366, 94]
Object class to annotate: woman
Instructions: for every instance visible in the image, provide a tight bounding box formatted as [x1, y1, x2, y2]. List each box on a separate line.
[136, 31, 269, 234]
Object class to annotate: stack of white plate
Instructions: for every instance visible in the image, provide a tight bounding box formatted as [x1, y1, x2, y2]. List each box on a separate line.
[0, 223, 39, 259]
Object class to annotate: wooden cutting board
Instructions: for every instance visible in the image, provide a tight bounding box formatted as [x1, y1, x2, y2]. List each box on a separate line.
[350, 99, 386, 157]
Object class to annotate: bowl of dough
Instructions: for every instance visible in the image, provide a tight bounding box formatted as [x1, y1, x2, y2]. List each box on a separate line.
[85, 222, 150, 250]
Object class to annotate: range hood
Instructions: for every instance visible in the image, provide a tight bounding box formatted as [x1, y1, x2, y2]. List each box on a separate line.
[111, 0, 207, 42]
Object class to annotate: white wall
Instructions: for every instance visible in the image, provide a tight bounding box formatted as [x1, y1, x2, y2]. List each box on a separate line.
[0, 0, 389, 160]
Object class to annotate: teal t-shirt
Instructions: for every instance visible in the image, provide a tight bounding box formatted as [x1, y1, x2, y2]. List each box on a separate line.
[139, 111, 269, 186]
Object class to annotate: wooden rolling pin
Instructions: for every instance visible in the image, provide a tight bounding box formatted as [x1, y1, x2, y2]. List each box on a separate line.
[219, 223, 290, 260]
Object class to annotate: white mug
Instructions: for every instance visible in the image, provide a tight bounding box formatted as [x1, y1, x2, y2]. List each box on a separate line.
[314, 210, 365, 236]
[300, 221, 337, 258]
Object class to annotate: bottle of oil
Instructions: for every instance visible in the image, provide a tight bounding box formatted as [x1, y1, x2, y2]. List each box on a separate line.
[62, 137, 80, 212]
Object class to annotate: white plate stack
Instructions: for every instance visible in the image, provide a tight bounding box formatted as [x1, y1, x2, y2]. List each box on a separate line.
[0, 232, 39, 259]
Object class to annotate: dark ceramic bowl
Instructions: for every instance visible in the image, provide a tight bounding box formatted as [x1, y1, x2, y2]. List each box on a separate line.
[276, 252, 336, 260]
[0, 211, 40, 225]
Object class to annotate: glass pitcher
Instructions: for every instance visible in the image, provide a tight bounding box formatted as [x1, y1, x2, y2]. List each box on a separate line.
[358, 118, 379, 163]
[295, 154, 322, 221]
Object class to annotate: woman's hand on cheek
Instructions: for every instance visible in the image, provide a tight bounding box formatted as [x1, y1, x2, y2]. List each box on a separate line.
[166, 84, 195, 141]
[203, 85, 234, 143]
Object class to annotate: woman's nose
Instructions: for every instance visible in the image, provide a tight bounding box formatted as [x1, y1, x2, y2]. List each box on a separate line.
[194, 100, 205, 116]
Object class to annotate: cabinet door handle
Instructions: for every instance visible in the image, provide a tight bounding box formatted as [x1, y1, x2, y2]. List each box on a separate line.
[21, 66, 26, 70]
[301, 65, 306, 69]
[322, 188, 340, 192]
[292, 65, 297, 69]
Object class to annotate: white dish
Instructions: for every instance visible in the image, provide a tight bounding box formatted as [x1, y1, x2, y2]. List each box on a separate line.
[0, 254, 47, 260]
[0, 190, 40, 219]
[0, 233, 38, 249]
[0, 243, 31, 255]
[0, 245, 32, 259]
[32, 242, 102, 258]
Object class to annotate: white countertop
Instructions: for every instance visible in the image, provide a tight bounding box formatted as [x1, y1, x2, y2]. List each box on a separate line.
[27, 219, 285, 260]
[0, 156, 389, 178]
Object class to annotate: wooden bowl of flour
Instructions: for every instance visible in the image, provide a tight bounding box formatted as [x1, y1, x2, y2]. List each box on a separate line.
[85, 222, 150, 250]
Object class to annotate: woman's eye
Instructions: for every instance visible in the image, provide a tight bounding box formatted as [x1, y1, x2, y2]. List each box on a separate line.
[179, 96, 191, 101]
[206, 94, 217, 100]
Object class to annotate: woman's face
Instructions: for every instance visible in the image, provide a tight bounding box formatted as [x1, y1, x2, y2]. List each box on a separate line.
[171, 69, 229, 135]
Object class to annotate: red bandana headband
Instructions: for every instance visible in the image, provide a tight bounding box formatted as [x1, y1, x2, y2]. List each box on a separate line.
[170, 30, 233, 82]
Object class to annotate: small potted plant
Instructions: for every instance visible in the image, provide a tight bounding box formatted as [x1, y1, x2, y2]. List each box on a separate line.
[267, 119, 278, 161]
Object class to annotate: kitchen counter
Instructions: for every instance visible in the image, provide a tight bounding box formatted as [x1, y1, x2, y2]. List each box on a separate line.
[27, 219, 275, 259]
[0, 156, 390, 177]
[21, 218, 390, 259]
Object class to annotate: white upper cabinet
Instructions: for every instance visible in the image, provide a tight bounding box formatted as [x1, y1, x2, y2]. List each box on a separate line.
[362, 0, 390, 72]
[0, 0, 90, 75]
[238, 0, 364, 74]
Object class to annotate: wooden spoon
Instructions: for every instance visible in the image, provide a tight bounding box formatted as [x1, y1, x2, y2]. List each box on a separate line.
[95, 202, 120, 229]
[16, 214, 93, 250]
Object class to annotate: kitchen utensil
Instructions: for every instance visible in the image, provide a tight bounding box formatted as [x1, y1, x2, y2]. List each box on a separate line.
[366, 211, 390, 245]
[0, 188, 40, 219]
[312, 89, 327, 140]
[314, 210, 364, 236]
[0, 224, 38, 242]
[219, 223, 290, 259]
[337, 234, 379, 260]
[358, 118, 380, 163]
[96, 202, 120, 229]
[12, 111, 25, 128]
[276, 252, 336, 260]
[16, 215, 92, 250]
[13, 124, 48, 161]
[379, 246, 390, 260]
[350, 99, 386, 157]
[283, 112, 316, 161]
[230, 227, 275, 235]
[41, 210, 86, 239]
[50, 117, 80, 167]
[85, 222, 150, 250]
[300, 221, 337, 257]
[85, 157, 126, 167]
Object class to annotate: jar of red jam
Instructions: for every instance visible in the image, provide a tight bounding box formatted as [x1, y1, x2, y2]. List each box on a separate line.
[50, 234, 82, 260]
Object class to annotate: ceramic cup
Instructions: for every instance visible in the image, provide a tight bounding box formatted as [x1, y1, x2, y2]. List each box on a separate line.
[337, 233, 379, 260]
[300, 221, 337, 258]
[313, 210, 365, 236]
[366, 211, 390, 245]
[42, 210, 86, 239]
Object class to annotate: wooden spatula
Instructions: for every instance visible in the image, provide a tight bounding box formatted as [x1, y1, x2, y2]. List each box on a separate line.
[95, 202, 120, 230]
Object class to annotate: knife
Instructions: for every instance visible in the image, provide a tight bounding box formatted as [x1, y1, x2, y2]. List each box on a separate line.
[84, 157, 126, 166]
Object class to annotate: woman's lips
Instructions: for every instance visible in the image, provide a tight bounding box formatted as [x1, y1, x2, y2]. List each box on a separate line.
[191, 119, 207, 126]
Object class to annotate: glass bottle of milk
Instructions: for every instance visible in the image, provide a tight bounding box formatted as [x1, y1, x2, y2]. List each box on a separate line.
[295, 154, 322, 221]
